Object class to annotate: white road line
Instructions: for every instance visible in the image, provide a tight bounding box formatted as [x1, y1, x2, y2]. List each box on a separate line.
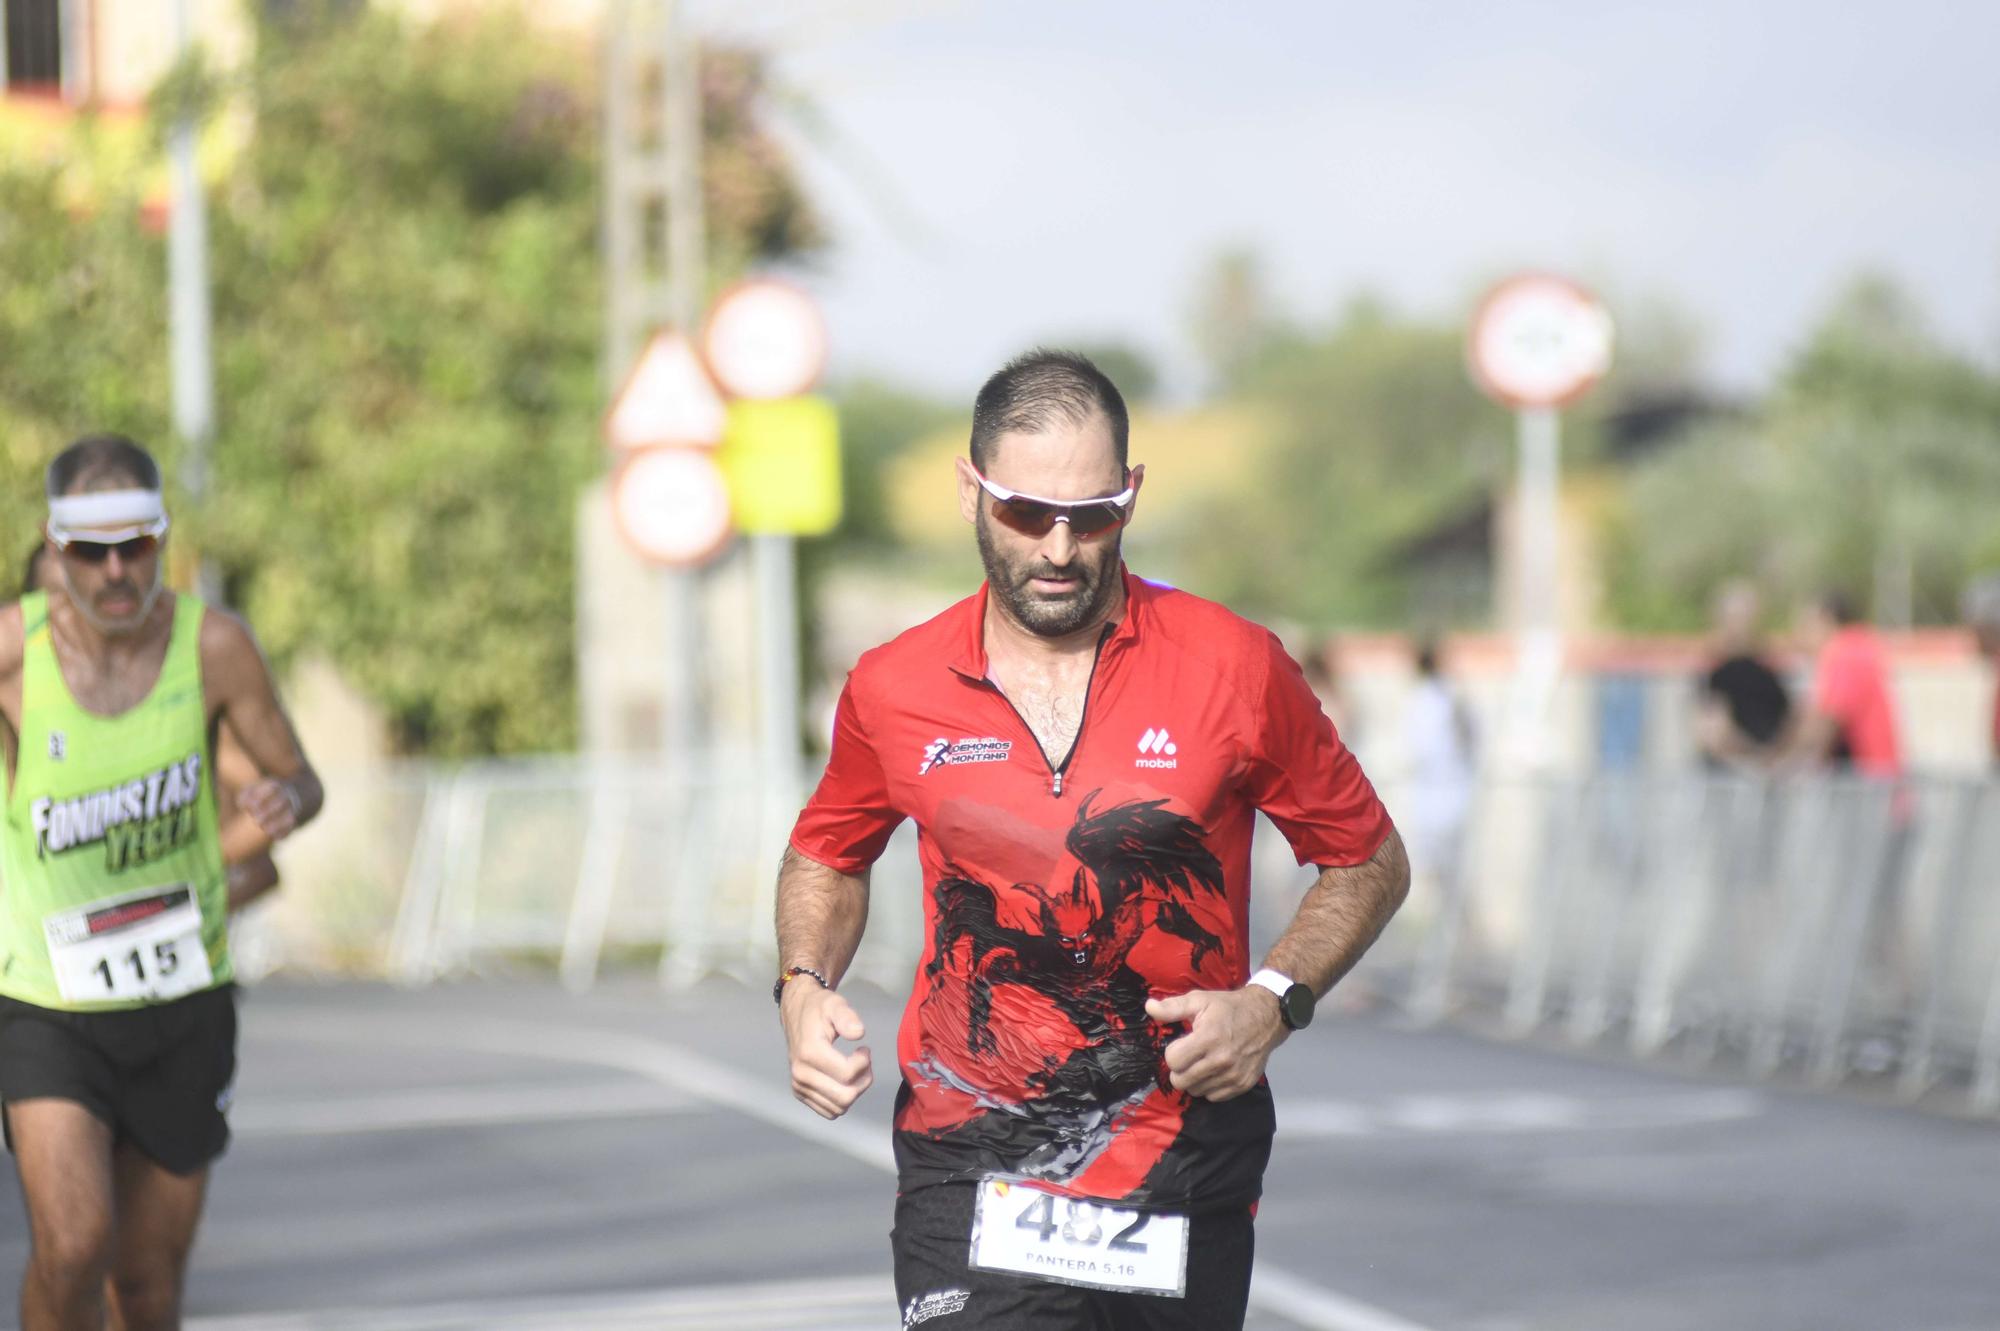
[255, 1011, 895, 1172]
[189, 1273, 890, 1330]
[1250, 1267, 1439, 1331]
[233, 1079, 700, 1137]
[255, 1009, 1439, 1331]
[1277, 1088, 1764, 1139]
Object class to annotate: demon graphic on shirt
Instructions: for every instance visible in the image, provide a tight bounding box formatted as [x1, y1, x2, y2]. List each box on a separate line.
[897, 791, 1266, 1201]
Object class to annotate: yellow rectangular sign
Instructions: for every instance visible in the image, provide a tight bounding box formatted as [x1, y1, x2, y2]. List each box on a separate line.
[720, 396, 843, 536]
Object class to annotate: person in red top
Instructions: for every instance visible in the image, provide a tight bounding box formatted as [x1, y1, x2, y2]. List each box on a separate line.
[775, 350, 1409, 1331]
[1965, 574, 2000, 769]
[1787, 591, 1902, 778]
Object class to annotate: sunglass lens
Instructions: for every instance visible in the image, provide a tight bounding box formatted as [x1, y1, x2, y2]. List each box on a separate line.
[63, 536, 156, 564]
[1066, 504, 1127, 539]
[990, 497, 1059, 537]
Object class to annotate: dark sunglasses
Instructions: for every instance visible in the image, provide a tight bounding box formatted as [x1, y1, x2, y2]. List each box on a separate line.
[974, 469, 1135, 540]
[57, 535, 159, 565]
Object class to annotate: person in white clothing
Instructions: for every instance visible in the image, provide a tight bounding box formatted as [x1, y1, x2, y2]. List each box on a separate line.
[1404, 638, 1477, 1021]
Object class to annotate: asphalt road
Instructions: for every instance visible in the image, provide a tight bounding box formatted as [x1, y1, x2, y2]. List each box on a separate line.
[0, 977, 1993, 1330]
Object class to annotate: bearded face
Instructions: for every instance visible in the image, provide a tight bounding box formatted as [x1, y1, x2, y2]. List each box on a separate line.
[975, 505, 1124, 640]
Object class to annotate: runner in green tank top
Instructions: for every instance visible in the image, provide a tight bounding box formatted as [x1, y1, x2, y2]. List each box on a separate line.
[0, 436, 324, 1331]
[15, 543, 281, 918]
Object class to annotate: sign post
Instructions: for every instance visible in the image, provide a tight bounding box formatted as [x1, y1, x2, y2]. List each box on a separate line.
[603, 327, 732, 780]
[1468, 273, 1614, 769]
[701, 279, 837, 954]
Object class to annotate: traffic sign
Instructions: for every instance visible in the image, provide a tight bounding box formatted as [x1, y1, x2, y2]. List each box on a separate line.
[604, 329, 728, 451]
[702, 278, 829, 401]
[1468, 274, 1614, 410]
[611, 446, 734, 567]
[720, 396, 842, 536]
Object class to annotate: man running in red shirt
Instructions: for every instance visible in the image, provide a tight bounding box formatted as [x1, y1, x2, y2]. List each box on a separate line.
[775, 350, 1410, 1330]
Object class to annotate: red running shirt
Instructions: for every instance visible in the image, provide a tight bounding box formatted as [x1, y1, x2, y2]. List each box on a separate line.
[790, 570, 1393, 1212]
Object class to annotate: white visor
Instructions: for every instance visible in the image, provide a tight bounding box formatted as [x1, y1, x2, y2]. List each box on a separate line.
[47, 489, 170, 545]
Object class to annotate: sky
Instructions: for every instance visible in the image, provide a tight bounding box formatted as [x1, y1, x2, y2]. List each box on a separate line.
[695, 0, 2000, 402]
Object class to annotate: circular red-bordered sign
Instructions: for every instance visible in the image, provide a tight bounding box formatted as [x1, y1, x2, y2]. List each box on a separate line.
[701, 277, 830, 401]
[611, 446, 734, 568]
[1468, 274, 1615, 409]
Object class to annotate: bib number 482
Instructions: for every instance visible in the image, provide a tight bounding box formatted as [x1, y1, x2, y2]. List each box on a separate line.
[1013, 1191, 1152, 1252]
[970, 1178, 1189, 1298]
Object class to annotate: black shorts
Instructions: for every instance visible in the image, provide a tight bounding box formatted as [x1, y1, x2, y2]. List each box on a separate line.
[892, 1182, 1254, 1331]
[0, 984, 236, 1176]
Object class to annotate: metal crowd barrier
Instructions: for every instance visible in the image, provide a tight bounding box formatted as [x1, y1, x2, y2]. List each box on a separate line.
[244, 763, 2000, 1110]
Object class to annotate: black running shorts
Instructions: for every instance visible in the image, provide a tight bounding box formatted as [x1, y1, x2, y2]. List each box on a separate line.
[0, 984, 236, 1176]
[892, 1181, 1255, 1331]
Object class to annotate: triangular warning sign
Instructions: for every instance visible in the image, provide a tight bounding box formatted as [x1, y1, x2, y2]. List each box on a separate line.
[604, 329, 728, 450]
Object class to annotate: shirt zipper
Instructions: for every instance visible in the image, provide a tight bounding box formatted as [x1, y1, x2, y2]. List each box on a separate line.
[986, 626, 1113, 798]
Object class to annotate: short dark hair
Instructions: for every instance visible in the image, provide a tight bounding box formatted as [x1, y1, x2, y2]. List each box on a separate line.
[1818, 589, 1860, 626]
[45, 434, 161, 499]
[969, 349, 1129, 474]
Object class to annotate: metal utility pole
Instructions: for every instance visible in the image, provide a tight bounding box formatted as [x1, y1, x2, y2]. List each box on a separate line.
[169, 0, 219, 601]
[1508, 406, 1563, 770]
[1467, 274, 1614, 772]
[603, 0, 707, 758]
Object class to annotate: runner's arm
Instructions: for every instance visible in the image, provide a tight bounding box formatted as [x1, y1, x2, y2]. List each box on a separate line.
[201, 609, 323, 853]
[1149, 830, 1409, 1101]
[776, 846, 875, 1119]
[226, 855, 281, 912]
[1262, 828, 1411, 996]
[776, 845, 870, 983]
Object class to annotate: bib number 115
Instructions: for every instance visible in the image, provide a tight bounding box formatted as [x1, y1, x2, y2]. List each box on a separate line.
[91, 938, 184, 993]
[45, 885, 212, 1005]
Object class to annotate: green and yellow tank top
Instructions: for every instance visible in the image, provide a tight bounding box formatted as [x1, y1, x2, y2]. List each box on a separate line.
[0, 592, 231, 1010]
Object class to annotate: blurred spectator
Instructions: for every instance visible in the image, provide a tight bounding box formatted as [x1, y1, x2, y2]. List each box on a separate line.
[1695, 581, 1792, 769]
[1964, 573, 2000, 769]
[1405, 638, 1477, 854]
[1785, 590, 1902, 778]
[1787, 591, 1910, 1069]
[1405, 637, 1476, 1022]
[1301, 635, 1357, 745]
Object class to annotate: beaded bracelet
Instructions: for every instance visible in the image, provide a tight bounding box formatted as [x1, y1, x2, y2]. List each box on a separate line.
[772, 964, 831, 1005]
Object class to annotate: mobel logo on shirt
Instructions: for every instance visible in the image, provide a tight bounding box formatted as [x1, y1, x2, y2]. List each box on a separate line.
[1135, 728, 1179, 769]
[919, 736, 1013, 775]
[30, 752, 205, 871]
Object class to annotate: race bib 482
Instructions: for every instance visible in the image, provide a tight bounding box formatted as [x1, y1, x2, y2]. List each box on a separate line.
[968, 1178, 1188, 1298]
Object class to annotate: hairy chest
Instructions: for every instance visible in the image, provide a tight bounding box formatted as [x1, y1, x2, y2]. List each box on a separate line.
[1004, 679, 1088, 762]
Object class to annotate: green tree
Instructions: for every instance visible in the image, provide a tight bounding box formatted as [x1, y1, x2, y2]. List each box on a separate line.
[1060, 341, 1160, 405]
[1602, 274, 2000, 630]
[0, 169, 168, 556]
[1179, 297, 1503, 626]
[0, 4, 820, 754]
[1186, 247, 1285, 394]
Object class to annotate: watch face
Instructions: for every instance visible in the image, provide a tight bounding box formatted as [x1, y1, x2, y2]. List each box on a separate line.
[1282, 984, 1315, 1030]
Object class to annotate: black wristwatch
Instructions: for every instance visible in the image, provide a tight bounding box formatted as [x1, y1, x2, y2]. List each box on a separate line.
[1248, 969, 1315, 1031]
